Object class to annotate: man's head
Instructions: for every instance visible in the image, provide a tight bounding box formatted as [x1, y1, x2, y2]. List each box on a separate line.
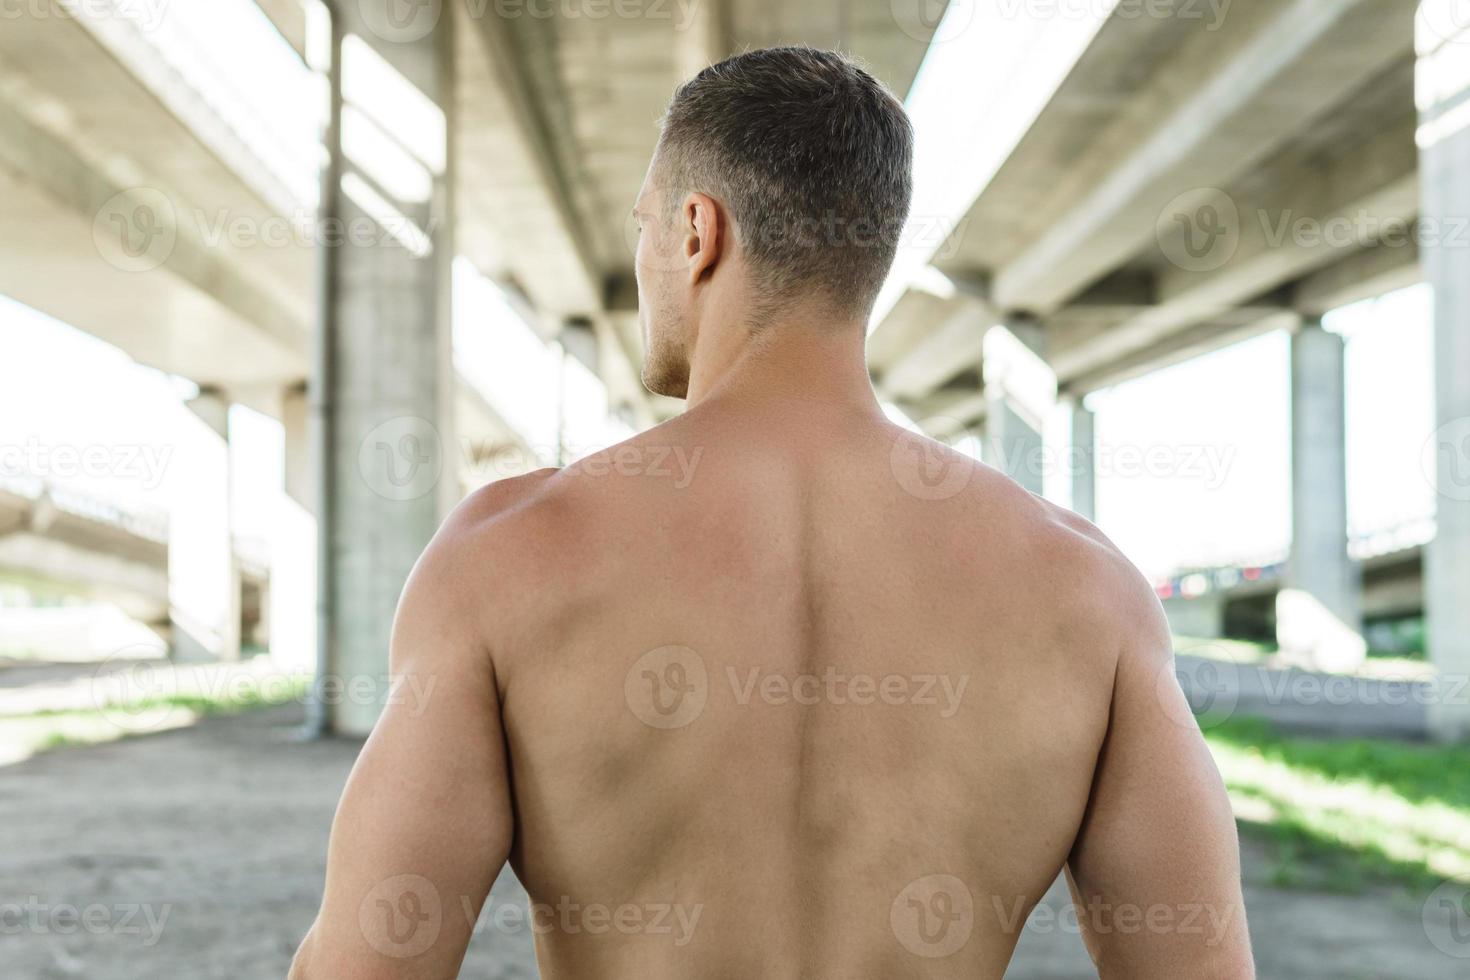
[633, 46, 914, 398]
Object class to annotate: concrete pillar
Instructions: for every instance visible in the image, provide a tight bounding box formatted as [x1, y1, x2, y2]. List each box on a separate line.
[1418, 4, 1470, 741]
[170, 389, 241, 663]
[1161, 593, 1227, 642]
[281, 382, 311, 510]
[982, 321, 1053, 496]
[270, 383, 316, 674]
[984, 398, 1045, 495]
[1070, 400, 1097, 522]
[313, 10, 456, 735]
[1281, 318, 1363, 671]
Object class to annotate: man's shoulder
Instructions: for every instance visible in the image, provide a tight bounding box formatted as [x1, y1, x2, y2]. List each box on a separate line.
[945, 465, 1164, 646]
[1028, 495, 1174, 667]
[1037, 497, 1152, 596]
[458, 466, 564, 523]
[439, 423, 694, 566]
[415, 467, 566, 587]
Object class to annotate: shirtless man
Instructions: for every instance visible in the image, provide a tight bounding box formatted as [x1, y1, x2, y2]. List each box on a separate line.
[290, 46, 1253, 979]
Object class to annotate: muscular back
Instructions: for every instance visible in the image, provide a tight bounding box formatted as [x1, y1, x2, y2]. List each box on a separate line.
[291, 393, 1253, 979]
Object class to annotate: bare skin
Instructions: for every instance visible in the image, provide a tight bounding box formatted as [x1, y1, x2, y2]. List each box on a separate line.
[291, 160, 1254, 979]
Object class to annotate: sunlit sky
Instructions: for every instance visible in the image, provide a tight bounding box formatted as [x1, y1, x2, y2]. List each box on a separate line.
[1087, 284, 1436, 577]
[0, 0, 1443, 584]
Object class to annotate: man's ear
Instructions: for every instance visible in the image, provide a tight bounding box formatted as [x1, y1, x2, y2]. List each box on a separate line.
[681, 191, 723, 286]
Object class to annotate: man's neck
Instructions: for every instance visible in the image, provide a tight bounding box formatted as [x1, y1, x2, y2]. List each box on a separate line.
[681, 303, 884, 422]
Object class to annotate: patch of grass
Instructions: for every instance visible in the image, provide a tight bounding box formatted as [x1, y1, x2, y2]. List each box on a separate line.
[1176, 635, 1432, 679]
[1173, 635, 1272, 664]
[0, 667, 309, 766]
[1203, 717, 1470, 892]
[25, 674, 312, 722]
[1208, 717, 1470, 808]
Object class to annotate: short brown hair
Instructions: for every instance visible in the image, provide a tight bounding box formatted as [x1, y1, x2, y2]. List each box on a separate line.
[656, 46, 914, 321]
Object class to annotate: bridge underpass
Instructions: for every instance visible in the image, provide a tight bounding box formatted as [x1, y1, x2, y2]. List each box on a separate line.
[0, 0, 940, 734]
[0, 4, 536, 677]
[0, 480, 169, 626]
[861, 0, 1469, 739]
[0, 0, 1465, 740]
[1159, 541, 1429, 655]
[0, 477, 281, 663]
[5, 9, 1470, 977]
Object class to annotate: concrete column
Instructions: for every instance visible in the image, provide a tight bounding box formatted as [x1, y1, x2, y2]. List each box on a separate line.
[1418, 4, 1470, 741]
[984, 398, 1045, 495]
[314, 10, 456, 735]
[1280, 318, 1362, 671]
[982, 321, 1053, 496]
[270, 383, 316, 674]
[1161, 593, 1227, 641]
[281, 382, 311, 510]
[169, 389, 241, 663]
[1070, 401, 1097, 522]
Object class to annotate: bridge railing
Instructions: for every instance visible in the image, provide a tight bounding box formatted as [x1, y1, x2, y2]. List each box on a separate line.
[1154, 511, 1437, 600]
[0, 476, 169, 545]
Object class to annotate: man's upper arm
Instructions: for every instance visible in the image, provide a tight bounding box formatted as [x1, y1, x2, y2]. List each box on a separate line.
[1065, 578, 1254, 979]
[291, 499, 516, 979]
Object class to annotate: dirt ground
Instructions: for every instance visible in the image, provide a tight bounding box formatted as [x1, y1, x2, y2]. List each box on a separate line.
[1, 704, 1461, 979]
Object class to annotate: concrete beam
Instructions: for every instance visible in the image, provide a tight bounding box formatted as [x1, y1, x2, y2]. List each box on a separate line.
[1063, 308, 1298, 396]
[454, 0, 603, 315]
[878, 300, 996, 401]
[0, 532, 169, 623]
[0, 92, 307, 387]
[253, 0, 309, 58]
[1064, 270, 1158, 311]
[992, 0, 1412, 315]
[454, 2, 659, 421]
[1291, 237, 1422, 316]
[1051, 109, 1419, 383]
[0, 12, 316, 387]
